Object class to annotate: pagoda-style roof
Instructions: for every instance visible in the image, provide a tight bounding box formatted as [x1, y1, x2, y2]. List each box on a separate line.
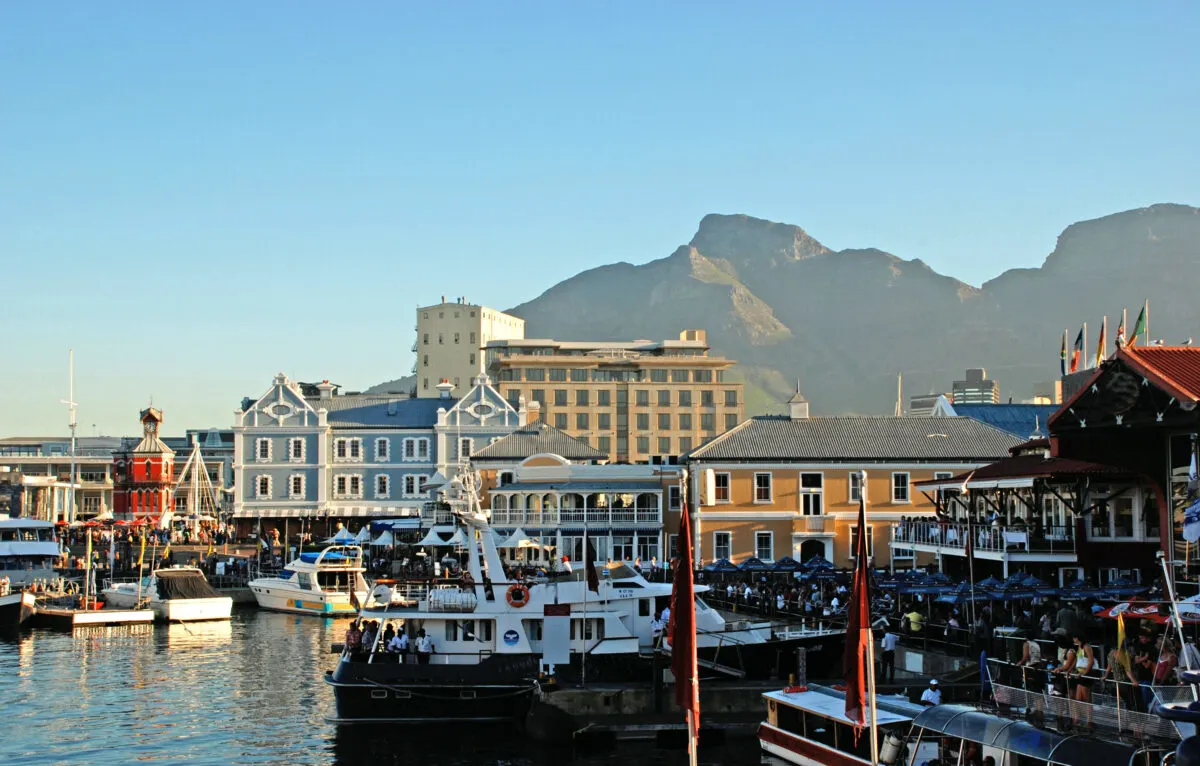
[1050, 345, 1200, 431]
[915, 453, 1138, 492]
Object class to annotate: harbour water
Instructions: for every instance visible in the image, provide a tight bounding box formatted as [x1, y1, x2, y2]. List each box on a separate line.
[0, 610, 770, 765]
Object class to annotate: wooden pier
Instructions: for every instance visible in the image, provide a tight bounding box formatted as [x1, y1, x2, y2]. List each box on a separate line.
[34, 606, 155, 631]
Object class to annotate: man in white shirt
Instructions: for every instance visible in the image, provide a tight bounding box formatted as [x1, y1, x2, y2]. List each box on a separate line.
[660, 605, 670, 626]
[920, 679, 941, 706]
[880, 630, 900, 683]
[830, 595, 840, 611]
[388, 631, 409, 657]
[650, 612, 664, 646]
[416, 629, 435, 664]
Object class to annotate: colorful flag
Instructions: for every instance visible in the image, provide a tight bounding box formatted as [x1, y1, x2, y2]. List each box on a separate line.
[349, 587, 361, 612]
[1116, 314, 1126, 348]
[843, 473, 873, 725]
[1069, 328, 1084, 373]
[1096, 317, 1107, 366]
[1060, 330, 1068, 376]
[669, 486, 699, 729]
[1129, 304, 1148, 347]
[1116, 613, 1132, 677]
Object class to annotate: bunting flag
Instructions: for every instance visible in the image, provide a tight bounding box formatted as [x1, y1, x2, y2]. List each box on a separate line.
[843, 475, 872, 725]
[1069, 328, 1084, 373]
[1129, 304, 1148, 347]
[1096, 317, 1108, 366]
[1060, 330, 1068, 376]
[669, 487, 699, 730]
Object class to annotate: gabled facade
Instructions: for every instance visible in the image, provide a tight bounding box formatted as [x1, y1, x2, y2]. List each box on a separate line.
[685, 392, 1022, 569]
[232, 373, 523, 531]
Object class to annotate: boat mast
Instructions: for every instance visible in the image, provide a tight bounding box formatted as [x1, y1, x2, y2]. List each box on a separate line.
[62, 349, 78, 525]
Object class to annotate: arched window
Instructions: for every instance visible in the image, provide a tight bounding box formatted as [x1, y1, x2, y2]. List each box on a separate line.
[492, 494, 508, 512]
[144, 459, 153, 479]
[528, 495, 542, 513]
[636, 493, 657, 511]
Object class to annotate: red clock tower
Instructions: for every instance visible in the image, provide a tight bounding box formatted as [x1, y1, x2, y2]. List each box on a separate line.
[113, 408, 176, 524]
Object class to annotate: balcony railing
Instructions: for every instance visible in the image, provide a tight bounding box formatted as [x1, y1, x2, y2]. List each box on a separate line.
[489, 506, 661, 527]
[892, 520, 1076, 555]
[801, 515, 830, 534]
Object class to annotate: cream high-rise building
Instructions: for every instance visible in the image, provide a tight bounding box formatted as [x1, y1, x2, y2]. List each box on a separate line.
[415, 297, 525, 398]
[485, 330, 745, 463]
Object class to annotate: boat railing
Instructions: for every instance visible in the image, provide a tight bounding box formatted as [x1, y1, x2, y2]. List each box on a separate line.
[986, 657, 1186, 744]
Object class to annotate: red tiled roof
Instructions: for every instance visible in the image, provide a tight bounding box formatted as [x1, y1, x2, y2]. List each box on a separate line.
[1122, 346, 1200, 401]
[1048, 345, 1200, 428]
[913, 454, 1136, 488]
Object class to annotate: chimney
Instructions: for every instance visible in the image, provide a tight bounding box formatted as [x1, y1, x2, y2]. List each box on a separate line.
[436, 378, 454, 399]
[526, 400, 541, 423]
[317, 380, 335, 400]
[788, 388, 809, 420]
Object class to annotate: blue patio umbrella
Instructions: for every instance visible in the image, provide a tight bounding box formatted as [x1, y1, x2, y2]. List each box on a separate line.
[703, 558, 740, 573]
[801, 553, 835, 570]
[739, 556, 770, 572]
[771, 555, 802, 572]
[935, 581, 993, 605]
[1019, 575, 1057, 595]
[991, 581, 1037, 601]
[975, 575, 1005, 590]
[1105, 576, 1149, 599]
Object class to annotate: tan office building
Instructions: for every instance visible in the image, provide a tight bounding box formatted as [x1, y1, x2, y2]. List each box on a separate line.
[415, 297, 525, 398]
[485, 330, 744, 463]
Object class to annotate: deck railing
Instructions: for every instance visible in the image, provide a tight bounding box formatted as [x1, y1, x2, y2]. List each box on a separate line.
[489, 506, 661, 527]
[893, 521, 1075, 555]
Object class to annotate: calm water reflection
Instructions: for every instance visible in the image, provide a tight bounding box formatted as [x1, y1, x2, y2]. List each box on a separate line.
[0, 610, 768, 765]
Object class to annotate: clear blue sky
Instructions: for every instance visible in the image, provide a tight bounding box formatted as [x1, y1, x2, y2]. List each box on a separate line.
[3, 2, 1197, 436]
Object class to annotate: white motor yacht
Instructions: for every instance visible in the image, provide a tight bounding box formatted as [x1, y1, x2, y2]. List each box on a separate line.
[102, 566, 233, 622]
[0, 518, 61, 588]
[249, 545, 368, 616]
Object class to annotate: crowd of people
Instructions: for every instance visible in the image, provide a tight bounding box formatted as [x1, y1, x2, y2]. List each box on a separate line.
[343, 620, 436, 663]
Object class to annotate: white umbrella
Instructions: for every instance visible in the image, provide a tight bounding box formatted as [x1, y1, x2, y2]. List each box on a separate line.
[416, 527, 453, 547]
[355, 526, 371, 543]
[499, 528, 531, 548]
[444, 529, 467, 547]
[328, 527, 356, 544]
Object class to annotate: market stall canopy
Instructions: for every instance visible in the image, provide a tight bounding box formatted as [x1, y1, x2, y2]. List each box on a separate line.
[416, 527, 455, 547]
[371, 530, 395, 547]
[355, 526, 371, 543]
[325, 527, 357, 545]
[498, 528, 533, 548]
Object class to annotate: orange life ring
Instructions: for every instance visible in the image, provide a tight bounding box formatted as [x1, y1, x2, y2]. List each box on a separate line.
[506, 583, 531, 608]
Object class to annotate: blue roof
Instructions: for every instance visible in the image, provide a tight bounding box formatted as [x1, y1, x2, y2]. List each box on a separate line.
[312, 395, 450, 428]
[950, 404, 1059, 439]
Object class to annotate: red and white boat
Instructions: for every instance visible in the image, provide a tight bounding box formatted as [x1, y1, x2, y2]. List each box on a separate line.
[758, 684, 922, 766]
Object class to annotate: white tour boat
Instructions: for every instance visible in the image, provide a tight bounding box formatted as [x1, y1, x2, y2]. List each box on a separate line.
[0, 518, 61, 588]
[249, 545, 368, 616]
[325, 472, 845, 723]
[102, 566, 233, 622]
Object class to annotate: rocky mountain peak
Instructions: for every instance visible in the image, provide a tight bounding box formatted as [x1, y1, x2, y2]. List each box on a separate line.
[689, 213, 830, 264]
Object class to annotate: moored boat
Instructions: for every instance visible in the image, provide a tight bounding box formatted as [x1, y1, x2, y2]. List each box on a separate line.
[0, 518, 61, 588]
[249, 545, 368, 616]
[102, 566, 233, 622]
[0, 585, 36, 630]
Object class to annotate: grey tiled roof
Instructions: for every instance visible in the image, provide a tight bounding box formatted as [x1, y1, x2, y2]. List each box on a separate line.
[472, 421, 605, 461]
[306, 395, 451, 428]
[687, 416, 1022, 461]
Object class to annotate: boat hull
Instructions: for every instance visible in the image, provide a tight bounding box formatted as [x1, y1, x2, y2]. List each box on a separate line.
[0, 591, 36, 630]
[758, 722, 870, 766]
[250, 583, 362, 616]
[326, 653, 540, 723]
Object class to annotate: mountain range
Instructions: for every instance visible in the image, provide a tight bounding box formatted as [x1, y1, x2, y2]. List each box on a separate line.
[375, 203, 1200, 415]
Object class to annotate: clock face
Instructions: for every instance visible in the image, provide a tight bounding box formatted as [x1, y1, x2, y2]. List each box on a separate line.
[146, 421, 158, 433]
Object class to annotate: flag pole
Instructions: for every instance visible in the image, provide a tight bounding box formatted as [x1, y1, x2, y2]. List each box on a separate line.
[1144, 300, 1150, 347]
[862, 471, 880, 765]
[1082, 322, 1088, 370]
[1122, 308, 1128, 347]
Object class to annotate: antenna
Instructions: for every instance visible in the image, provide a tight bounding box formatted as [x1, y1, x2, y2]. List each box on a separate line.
[60, 349, 78, 524]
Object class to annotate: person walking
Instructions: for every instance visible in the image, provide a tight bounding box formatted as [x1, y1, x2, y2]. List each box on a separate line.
[880, 628, 900, 684]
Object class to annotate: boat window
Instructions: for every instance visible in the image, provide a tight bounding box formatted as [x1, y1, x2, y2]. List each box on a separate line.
[297, 573, 315, 589]
[838, 723, 872, 761]
[446, 621, 458, 642]
[776, 703, 802, 734]
[639, 599, 651, 617]
[524, 620, 543, 641]
[462, 620, 476, 641]
[806, 713, 837, 751]
[481, 621, 492, 641]
[695, 598, 711, 612]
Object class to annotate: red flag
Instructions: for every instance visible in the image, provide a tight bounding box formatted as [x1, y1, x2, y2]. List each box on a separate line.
[669, 497, 699, 729]
[349, 587, 361, 612]
[843, 479, 872, 725]
[585, 538, 600, 594]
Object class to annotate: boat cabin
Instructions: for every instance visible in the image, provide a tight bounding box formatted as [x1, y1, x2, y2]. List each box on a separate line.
[760, 685, 923, 766]
[903, 704, 1167, 766]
